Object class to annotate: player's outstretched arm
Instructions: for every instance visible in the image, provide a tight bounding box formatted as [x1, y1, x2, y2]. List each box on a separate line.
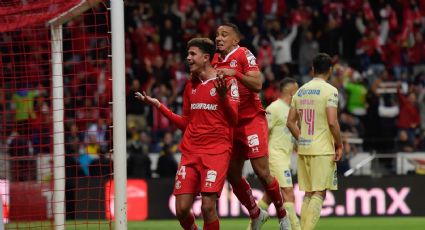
[287, 107, 300, 140]
[135, 91, 189, 130]
[135, 91, 160, 107]
[326, 107, 343, 161]
[217, 69, 262, 92]
[214, 76, 239, 126]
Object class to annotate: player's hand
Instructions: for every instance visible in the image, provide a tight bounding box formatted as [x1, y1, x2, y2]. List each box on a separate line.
[217, 68, 236, 77]
[135, 91, 161, 108]
[334, 144, 343, 162]
[213, 75, 230, 101]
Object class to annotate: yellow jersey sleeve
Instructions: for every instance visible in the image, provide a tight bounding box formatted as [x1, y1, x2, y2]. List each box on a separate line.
[326, 88, 339, 108]
[266, 105, 276, 131]
[266, 100, 293, 155]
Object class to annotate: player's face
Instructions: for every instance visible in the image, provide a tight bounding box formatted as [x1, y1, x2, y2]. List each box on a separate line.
[289, 83, 299, 103]
[187, 46, 209, 74]
[215, 26, 239, 54]
[283, 83, 299, 102]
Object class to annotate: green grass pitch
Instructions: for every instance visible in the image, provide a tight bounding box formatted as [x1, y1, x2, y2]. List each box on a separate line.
[5, 217, 425, 229]
[134, 217, 425, 230]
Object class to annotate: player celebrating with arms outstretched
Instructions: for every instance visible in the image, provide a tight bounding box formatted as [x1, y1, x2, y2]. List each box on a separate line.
[213, 23, 290, 230]
[287, 53, 343, 230]
[136, 38, 239, 230]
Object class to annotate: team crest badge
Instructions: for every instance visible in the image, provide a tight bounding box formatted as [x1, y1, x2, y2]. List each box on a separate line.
[175, 180, 181, 189]
[247, 134, 259, 147]
[210, 88, 216, 96]
[230, 59, 237, 68]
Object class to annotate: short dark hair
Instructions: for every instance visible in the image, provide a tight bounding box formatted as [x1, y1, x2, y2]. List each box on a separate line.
[312, 53, 332, 75]
[187, 38, 216, 60]
[221, 22, 242, 39]
[279, 77, 297, 92]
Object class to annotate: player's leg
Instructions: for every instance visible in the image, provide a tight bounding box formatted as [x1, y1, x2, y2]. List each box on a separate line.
[200, 152, 231, 230]
[257, 145, 294, 209]
[297, 155, 312, 229]
[175, 194, 197, 230]
[302, 190, 325, 230]
[245, 115, 288, 228]
[257, 192, 272, 210]
[300, 192, 312, 228]
[227, 141, 262, 220]
[174, 155, 201, 230]
[302, 155, 337, 230]
[201, 193, 220, 230]
[282, 187, 301, 230]
[250, 156, 288, 224]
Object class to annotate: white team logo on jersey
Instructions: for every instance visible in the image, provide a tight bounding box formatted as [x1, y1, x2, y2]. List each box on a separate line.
[210, 87, 216, 96]
[230, 79, 239, 100]
[247, 134, 259, 147]
[206, 170, 217, 182]
[175, 180, 181, 190]
[245, 50, 257, 67]
[230, 59, 237, 68]
[192, 89, 197, 94]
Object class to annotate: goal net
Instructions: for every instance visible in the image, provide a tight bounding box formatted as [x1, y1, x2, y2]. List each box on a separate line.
[0, 0, 115, 229]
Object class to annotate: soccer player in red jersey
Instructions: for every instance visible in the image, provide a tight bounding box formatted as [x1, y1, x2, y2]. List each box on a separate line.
[136, 38, 239, 230]
[213, 23, 290, 230]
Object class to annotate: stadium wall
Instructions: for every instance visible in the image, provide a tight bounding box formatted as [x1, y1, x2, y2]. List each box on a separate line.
[5, 176, 424, 221]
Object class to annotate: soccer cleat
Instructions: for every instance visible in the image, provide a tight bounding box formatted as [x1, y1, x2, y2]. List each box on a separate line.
[246, 209, 269, 230]
[279, 216, 292, 230]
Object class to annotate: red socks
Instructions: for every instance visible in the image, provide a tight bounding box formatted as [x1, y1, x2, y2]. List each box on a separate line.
[204, 218, 219, 230]
[265, 177, 287, 219]
[231, 178, 260, 219]
[179, 213, 198, 230]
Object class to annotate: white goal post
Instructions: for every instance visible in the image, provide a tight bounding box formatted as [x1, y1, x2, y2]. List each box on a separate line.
[48, 1, 127, 229]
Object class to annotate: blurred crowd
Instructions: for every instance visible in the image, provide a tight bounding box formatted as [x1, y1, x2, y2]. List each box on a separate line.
[124, 0, 425, 175]
[2, 0, 425, 179]
[0, 4, 112, 180]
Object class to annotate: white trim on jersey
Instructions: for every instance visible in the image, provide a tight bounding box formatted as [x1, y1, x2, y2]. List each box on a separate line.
[222, 45, 240, 62]
[200, 77, 217, 85]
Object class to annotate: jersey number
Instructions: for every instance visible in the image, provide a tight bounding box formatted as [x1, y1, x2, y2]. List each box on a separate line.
[298, 109, 315, 135]
[177, 166, 186, 179]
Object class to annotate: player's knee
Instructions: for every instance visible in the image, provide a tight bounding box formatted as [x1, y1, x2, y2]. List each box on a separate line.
[201, 200, 216, 216]
[282, 187, 295, 202]
[175, 202, 191, 220]
[255, 168, 272, 184]
[313, 190, 326, 199]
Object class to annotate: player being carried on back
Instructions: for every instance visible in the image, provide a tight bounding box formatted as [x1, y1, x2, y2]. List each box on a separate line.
[136, 38, 239, 230]
[213, 23, 291, 230]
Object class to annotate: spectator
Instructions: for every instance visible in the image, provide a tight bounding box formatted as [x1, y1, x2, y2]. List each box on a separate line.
[11, 84, 38, 136]
[128, 130, 153, 156]
[397, 90, 420, 144]
[155, 131, 178, 154]
[159, 18, 181, 55]
[65, 122, 83, 156]
[397, 130, 415, 152]
[126, 79, 146, 131]
[156, 144, 178, 178]
[298, 29, 319, 77]
[7, 128, 35, 181]
[344, 71, 368, 117]
[257, 38, 274, 70]
[271, 24, 298, 66]
[127, 150, 152, 179]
